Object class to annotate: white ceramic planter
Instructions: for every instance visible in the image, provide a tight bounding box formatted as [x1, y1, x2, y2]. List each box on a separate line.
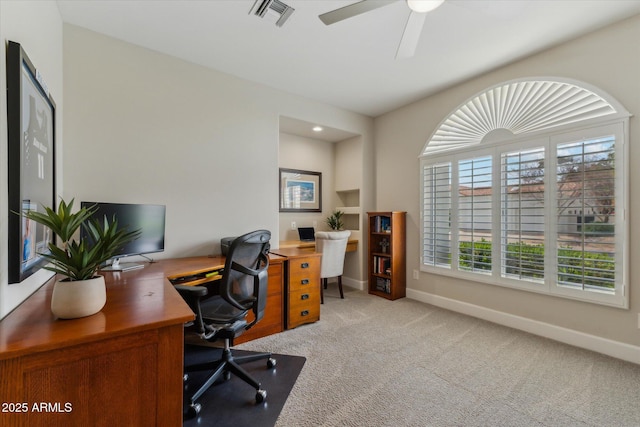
[51, 275, 106, 319]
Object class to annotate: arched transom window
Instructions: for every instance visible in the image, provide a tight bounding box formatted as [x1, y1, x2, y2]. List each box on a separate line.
[420, 78, 630, 308]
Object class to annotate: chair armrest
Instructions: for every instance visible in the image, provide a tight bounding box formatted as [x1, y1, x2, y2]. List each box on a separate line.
[173, 284, 209, 316]
[173, 284, 209, 297]
[173, 284, 218, 339]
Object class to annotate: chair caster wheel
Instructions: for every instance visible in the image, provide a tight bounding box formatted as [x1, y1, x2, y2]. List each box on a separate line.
[267, 358, 276, 369]
[256, 389, 267, 403]
[187, 403, 201, 418]
[223, 371, 231, 381]
[183, 374, 189, 382]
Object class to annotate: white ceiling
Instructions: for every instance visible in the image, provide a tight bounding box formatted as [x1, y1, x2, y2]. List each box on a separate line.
[280, 116, 360, 142]
[56, 0, 640, 118]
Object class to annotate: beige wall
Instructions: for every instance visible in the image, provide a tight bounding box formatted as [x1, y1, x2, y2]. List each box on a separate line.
[335, 136, 365, 284]
[374, 15, 640, 349]
[279, 133, 366, 285]
[62, 24, 374, 259]
[0, 15, 373, 319]
[335, 136, 362, 192]
[0, 1, 63, 318]
[278, 132, 338, 241]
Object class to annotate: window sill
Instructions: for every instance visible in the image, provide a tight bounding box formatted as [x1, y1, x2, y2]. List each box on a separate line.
[420, 265, 628, 309]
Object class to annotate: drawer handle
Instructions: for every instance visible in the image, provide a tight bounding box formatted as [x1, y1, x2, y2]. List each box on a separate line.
[301, 293, 309, 300]
[301, 279, 309, 285]
[300, 262, 309, 268]
[301, 310, 309, 316]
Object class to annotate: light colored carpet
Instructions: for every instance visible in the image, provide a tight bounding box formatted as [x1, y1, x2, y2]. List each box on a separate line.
[237, 288, 640, 427]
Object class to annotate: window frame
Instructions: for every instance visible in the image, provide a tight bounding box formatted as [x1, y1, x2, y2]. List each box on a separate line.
[420, 119, 628, 308]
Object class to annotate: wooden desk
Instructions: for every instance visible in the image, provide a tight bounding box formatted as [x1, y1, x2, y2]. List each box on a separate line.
[237, 254, 285, 344]
[164, 254, 285, 345]
[279, 238, 358, 252]
[0, 255, 284, 426]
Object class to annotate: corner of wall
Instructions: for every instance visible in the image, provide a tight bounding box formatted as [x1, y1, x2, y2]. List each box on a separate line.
[0, 0, 63, 319]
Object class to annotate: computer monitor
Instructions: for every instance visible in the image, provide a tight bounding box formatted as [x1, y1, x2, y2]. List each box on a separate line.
[81, 201, 166, 271]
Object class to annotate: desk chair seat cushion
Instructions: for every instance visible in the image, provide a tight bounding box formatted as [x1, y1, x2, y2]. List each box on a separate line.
[200, 294, 249, 324]
[176, 283, 250, 339]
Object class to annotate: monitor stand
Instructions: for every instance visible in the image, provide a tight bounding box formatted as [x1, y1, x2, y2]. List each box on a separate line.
[100, 258, 144, 272]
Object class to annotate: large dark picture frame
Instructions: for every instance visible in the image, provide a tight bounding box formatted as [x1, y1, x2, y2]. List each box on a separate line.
[7, 41, 56, 284]
[279, 168, 322, 212]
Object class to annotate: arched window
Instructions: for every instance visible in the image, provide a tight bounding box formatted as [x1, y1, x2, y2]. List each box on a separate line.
[420, 78, 630, 307]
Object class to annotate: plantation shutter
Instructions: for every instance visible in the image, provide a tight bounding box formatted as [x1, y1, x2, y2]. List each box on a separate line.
[556, 136, 616, 292]
[423, 163, 452, 267]
[458, 156, 492, 273]
[420, 79, 627, 307]
[500, 147, 546, 283]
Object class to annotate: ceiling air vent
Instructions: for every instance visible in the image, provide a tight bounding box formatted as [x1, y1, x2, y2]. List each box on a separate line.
[251, 0, 295, 27]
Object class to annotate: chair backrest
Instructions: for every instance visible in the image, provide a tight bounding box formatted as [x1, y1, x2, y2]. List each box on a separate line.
[315, 230, 351, 279]
[220, 229, 271, 327]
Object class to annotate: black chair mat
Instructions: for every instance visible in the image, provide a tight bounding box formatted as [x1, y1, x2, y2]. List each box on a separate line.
[183, 345, 306, 427]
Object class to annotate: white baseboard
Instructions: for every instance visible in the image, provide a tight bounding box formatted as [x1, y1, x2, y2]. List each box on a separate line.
[407, 288, 640, 365]
[342, 276, 365, 291]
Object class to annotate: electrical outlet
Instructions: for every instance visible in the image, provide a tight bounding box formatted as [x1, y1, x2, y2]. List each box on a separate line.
[413, 269, 419, 280]
[291, 221, 296, 230]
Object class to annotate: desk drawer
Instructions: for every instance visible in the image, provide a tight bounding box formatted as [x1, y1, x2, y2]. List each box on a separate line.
[288, 257, 320, 292]
[289, 287, 320, 309]
[283, 253, 321, 330]
[287, 292, 320, 329]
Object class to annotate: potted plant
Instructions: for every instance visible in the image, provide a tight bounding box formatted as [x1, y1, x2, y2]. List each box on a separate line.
[21, 198, 140, 319]
[326, 210, 345, 231]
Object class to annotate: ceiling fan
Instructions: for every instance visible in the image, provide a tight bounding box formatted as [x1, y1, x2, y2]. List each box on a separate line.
[319, 0, 445, 59]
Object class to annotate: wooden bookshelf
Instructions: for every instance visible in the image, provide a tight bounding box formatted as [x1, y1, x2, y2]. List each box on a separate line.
[367, 211, 406, 300]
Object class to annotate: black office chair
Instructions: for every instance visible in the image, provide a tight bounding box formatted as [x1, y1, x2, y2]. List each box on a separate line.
[174, 230, 275, 418]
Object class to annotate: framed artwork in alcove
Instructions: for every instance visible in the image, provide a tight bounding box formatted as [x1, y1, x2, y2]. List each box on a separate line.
[279, 168, 322, 212]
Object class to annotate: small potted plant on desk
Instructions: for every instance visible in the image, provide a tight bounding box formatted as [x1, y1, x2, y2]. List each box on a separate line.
[21, 199, 140, 319]
[326, 210, 345, 231]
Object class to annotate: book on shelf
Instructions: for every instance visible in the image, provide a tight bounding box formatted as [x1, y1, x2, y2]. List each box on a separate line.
[372, 256, 391, 275]
[373, 216, 391, 233]
[375, 277, 391, 293]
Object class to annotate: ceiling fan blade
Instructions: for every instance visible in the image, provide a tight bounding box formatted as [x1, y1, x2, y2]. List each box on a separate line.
[395, 10, 427, 59]
[319, 0, 395, 25]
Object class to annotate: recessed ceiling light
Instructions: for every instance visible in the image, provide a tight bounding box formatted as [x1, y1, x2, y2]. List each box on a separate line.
[312, 126, 323, 132]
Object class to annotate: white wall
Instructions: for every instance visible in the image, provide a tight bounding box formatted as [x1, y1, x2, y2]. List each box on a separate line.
[0, 1, 63, 318]
[62, 25, 373, 261]
[374, 15, 640, 349]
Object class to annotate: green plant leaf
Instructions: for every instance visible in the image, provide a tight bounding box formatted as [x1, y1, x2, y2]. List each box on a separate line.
[19, 198, 142, 281]
[326, 210, 345, 230]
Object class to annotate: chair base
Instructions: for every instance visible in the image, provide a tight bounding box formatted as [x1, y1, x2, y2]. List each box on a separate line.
[321, 276, 344, 304]
[184, 339, 275, 417]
